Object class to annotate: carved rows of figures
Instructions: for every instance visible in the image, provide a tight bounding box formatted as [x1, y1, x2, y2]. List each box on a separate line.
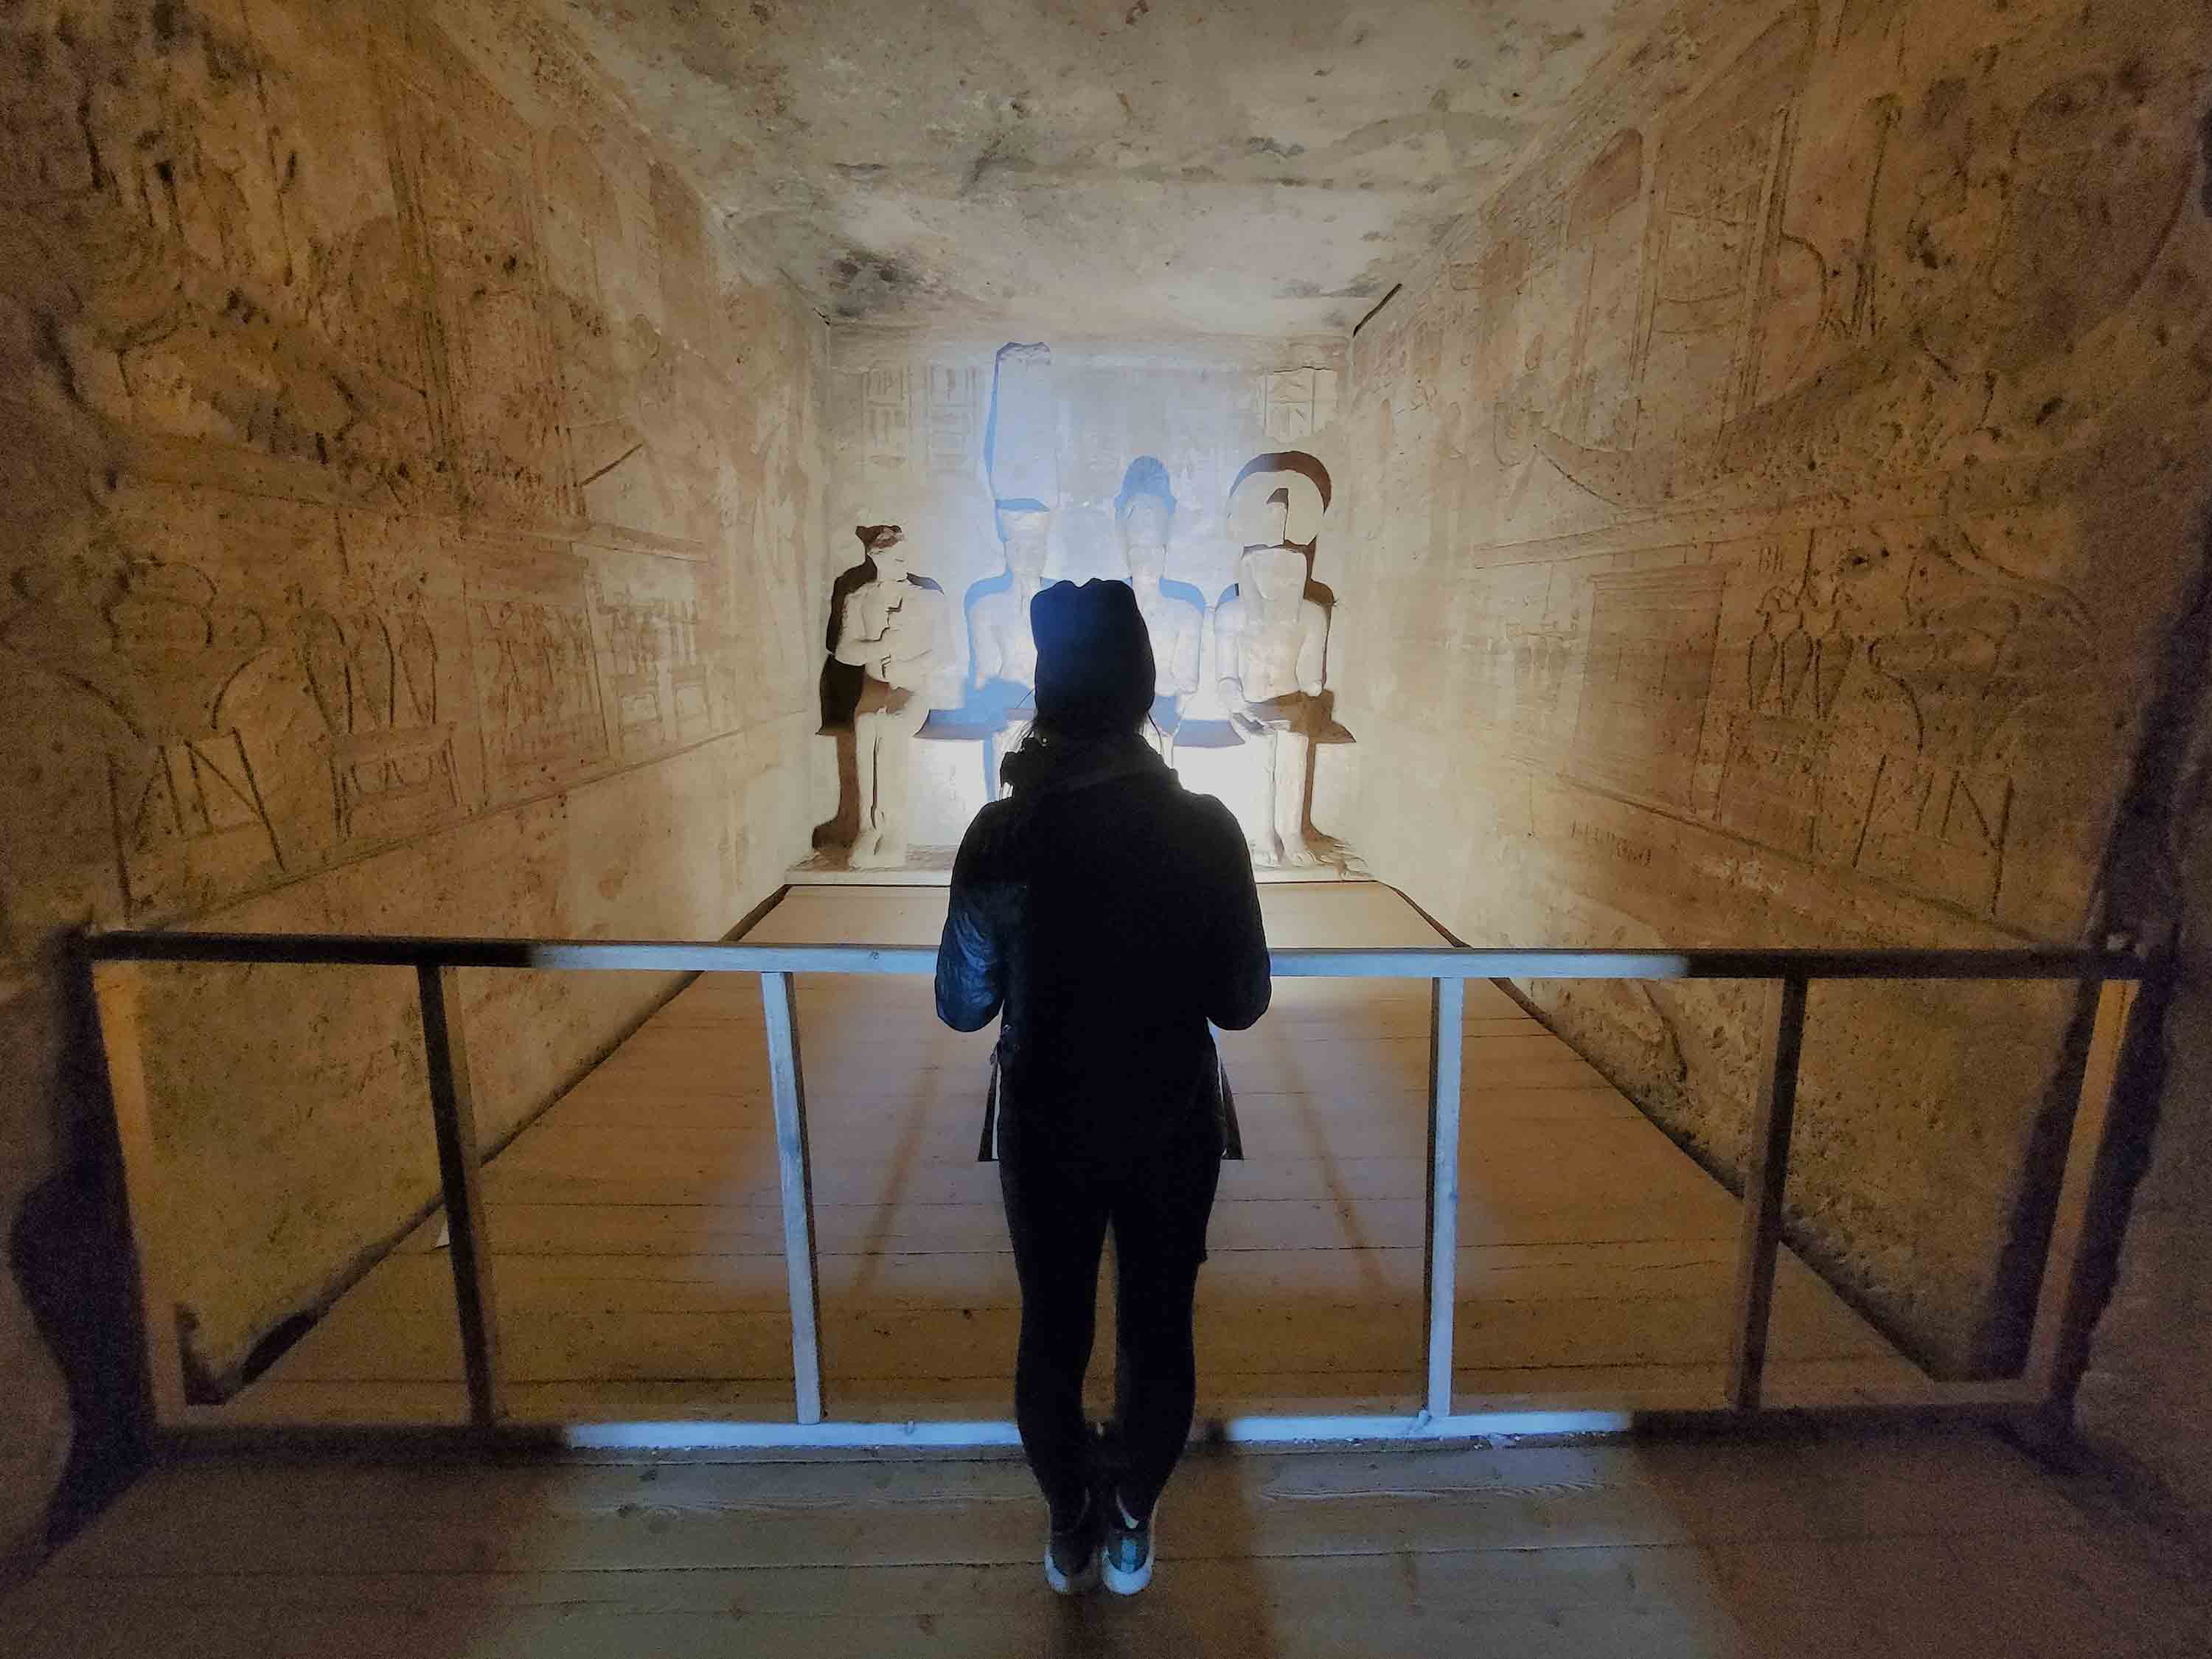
[0, 513, 734, 922]
[5, 0, 730, 549]
[1388, 509, 2094, 928]
[1352, 0, 2186, 934]
[1357, 0, 2197, 569]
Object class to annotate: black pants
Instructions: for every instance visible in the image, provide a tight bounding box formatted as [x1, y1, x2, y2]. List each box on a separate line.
[998, 1112, 1222, 1530]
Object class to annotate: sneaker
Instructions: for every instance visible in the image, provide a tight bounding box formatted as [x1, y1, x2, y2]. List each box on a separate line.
[1101, 1489, 1153, 1596]
[1043, 1489, 1101, 1596]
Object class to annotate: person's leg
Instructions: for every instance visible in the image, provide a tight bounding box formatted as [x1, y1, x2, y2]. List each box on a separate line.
[1000, 1135, 1110, 1528]
[1107, 1127, 1222, 1519]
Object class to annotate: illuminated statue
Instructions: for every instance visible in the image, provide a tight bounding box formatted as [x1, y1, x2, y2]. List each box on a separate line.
[966, 341, 1057, 793]
[1116, 457, 1203, 765]
[1214, 454, 1336, 866]
[827, 524, 953, 867]
[968, 500, 1050, 697]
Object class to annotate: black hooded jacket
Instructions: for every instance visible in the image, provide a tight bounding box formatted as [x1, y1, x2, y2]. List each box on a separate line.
[935, 735, 1270, 1156]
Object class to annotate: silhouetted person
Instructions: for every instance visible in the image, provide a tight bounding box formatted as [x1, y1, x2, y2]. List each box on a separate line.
[936, 578, 1270, 1596]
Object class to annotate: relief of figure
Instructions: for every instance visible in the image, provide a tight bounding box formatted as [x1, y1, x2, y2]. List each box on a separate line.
[1214, 453, 1345, 866]
[961, 341, 1060, 793]
[1115, 457, 1204, 766]
[821, 524, 953, 867]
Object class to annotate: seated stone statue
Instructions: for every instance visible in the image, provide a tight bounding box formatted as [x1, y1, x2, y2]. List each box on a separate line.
[966, 499, 1051, 794]
[1215, 543, 1329, 865]
[1214, 453, 1340, 866]
[1116, 456, 1203, 766]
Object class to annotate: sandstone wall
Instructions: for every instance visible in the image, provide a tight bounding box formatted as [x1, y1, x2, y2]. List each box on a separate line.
[1325, 0, 2212, 1371]
[817, 330, 1352, 849]
[0, 0, 828, 1558]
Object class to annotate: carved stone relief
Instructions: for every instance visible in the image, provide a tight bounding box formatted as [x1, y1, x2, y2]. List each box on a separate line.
[381, 34, 569, 523]
[1570, 565, 1726, 814]
[593, 560, 715, 760]
[465, 540, 611, 801]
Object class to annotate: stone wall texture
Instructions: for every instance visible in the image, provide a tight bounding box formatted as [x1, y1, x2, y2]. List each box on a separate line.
[1324, 0, 2212, 1375]
[0, 0, 828, 1559]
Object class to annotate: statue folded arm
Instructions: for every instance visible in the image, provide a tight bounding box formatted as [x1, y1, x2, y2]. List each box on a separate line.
[1214, 594, 1249, 713]
[1296, 599, 1327, 697]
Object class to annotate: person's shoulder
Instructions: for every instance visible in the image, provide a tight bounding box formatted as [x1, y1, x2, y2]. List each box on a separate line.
[1172, 786, 1247, 844]
[955, 797, 1020, 869]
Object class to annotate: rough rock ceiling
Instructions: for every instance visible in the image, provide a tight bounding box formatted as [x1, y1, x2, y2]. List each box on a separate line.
[549, 0, 1650, 337]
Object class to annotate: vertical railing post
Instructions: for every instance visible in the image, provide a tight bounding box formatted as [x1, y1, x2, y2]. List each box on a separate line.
[760, 969, 825, 1425]
[2024, 977, 2138, 1400]
[1727, 973, 1809, 1411]
[1423, 973, 1466, 1421]
[88, 959, 190, 1433]
[416, 962, 502, 1429]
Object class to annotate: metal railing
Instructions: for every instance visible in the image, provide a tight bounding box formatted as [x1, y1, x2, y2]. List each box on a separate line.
[81, 921, 2147, 1449]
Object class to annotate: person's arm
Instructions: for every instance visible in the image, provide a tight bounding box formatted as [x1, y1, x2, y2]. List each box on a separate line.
[935, 812, 1007, 1032]
[971, 599, 1004, 688]
[1214, 596, 1247, 710]
[1200, 798, 1270, 1029]
[1171, 605, 1202, 697]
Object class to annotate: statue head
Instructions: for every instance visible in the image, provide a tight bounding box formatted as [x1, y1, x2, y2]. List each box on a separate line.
[856, 522, 909, 580]
[1244, 543, 1307, 608]
[1115, 456, 1175, 585]
[1228, 451, 1331, 550]
[995, 499, 1051, 581]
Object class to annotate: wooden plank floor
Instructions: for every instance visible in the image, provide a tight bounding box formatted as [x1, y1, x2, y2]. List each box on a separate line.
[218, 881, 1924, 1425]
[6, 1431, 2206, 1657]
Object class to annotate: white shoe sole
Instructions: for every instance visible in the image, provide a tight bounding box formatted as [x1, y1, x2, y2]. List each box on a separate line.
[1045, 1552, 1100, 1596]
[1102, 1551, 1152, 1596]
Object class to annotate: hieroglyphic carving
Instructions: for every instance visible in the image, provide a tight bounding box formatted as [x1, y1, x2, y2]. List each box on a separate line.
[465, 544, 608, 799]
[1557, 131, 1644, 450]
[594, 565, 713, 759]
[1630, 6, 1818, 448]
[1568, 820, 1655, 868]
[104, 731, 281, 916]
[1713, 520, 2093, 917]
[923, 365, 983, 477]
[299, 598, 459, 846]
[537, 116, 722, 548]
[9, 0, 440, 507]
[2, 554, 285, 914]
[1571, 565, 1725, 813]
[1262, 367, 1340, 442]
[861, 368, 911, 473]
[381, 37, 568, 522]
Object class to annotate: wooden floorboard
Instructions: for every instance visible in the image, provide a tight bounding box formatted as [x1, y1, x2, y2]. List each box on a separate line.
[218, 880, 1925, 1425]
[6, 1433, 2205, 1658]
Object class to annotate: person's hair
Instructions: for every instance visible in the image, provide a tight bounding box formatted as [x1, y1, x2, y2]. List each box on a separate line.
[1001, 704, 1158, 796]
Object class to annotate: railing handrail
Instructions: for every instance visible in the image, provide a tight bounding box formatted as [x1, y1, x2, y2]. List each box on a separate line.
[79, 904, 2152, 1444]
[79, 928, 2145, 981]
